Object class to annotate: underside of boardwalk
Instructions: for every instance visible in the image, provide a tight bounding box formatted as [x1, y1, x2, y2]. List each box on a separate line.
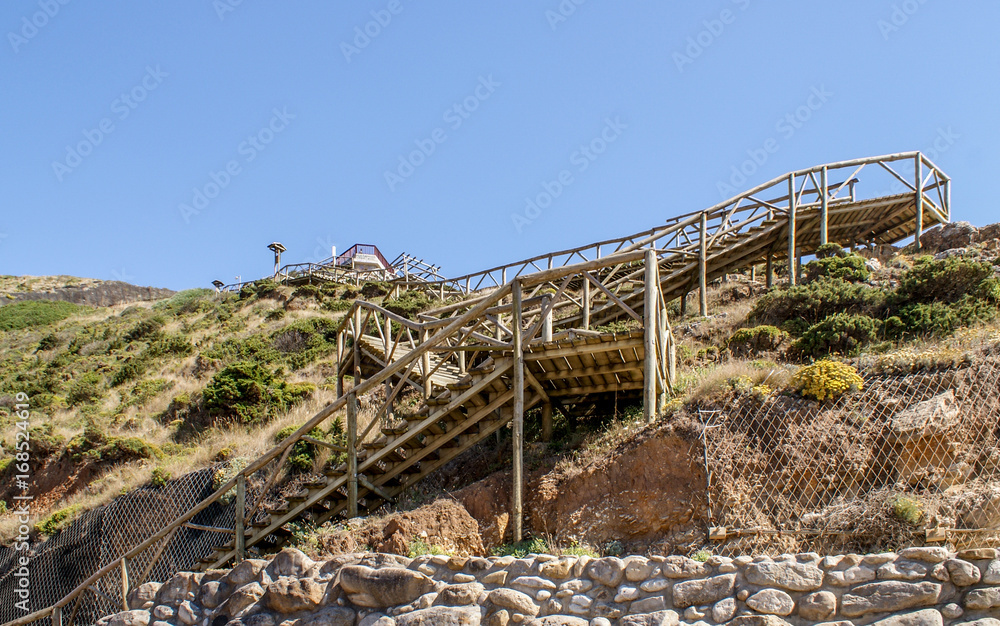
[9, 152, 951, 626]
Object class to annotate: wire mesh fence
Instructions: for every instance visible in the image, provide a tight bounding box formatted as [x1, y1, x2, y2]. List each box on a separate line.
[0, 463, 272, 626]
[703, 356, 1000, 556]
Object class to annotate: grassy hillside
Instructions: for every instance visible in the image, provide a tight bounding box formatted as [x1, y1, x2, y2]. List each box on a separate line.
[2, 229, 999, 552]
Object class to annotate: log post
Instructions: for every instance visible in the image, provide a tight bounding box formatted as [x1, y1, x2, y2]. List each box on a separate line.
[915, 157, 924, 250]
[699, 212, 708, 316]
[766, 254, 774, 289]
[120, 559, 130, 612]
[511, 280, 524, 543]
[421, 328, 432, 399]
[235, 474, 246, 562]
[353, 309, 362, 383]
[542, 297, 553, 342]
[541, 402, 553, 442]
[820, 165, 829, 246]
[582, 279, 591, 330]
[336, 331, 345, 398]
[680, 292, 687, 317]
[346, 392, 358, 518]
[643, 249, 658, 422]
[788, 174, 797, 286]
[658, 301, 668, 406]
[458, 350, 466, 375]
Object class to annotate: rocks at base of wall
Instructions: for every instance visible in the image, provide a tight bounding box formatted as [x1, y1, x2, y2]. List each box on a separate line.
[98, 548, 1000, 626]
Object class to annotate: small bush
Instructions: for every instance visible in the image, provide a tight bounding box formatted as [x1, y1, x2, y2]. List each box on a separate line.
[815, 242, 847, 259]
[804, 253, 870, 283]
[36, 504, 81, 535]
[151, 467, 171, 487]
[692, 549, 712, 562]
[361, 281, 391, 298]
[37, 333, 62, 351]
[790, 359, 864, 401]
[124, 317, 165, 342]
[728, 325, 786, 356]
[202, 362, 313, 423]
[0, 301, 81, 331]
[407, 537, 450, 557]
[493, 536, 550, 558]
[67, 372, 103, 406]
[383, 290, 433, 320]
[110, 359, 147, 387]
[751, 277, 887, 329]
[890, 495, 924, 526]
[896, 255, 995, 304]
[322, 299, 353, 312]
[792, 314, 882, 358]
[153, 289, 214, 316]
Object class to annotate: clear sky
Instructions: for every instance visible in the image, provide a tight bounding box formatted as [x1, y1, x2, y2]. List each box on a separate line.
[2, 1, 997, 291]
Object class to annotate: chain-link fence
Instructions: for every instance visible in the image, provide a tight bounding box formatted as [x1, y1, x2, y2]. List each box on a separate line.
[704, 356, 1000, 556]
[0, 464, 273, 626]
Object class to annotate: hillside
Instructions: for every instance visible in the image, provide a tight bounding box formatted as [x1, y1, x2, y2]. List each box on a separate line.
[1, 221, 998, 564]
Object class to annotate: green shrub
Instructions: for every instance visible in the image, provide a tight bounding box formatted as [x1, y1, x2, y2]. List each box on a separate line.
[146, 334, 193, 358]
[153, 289, 214, 316]
[407, 537, 450, 557]
[0, 301, 81, 331]
[750, 277, 887, 329]
[292, 284, 323, 301]
[202, 362, 312, 423]
[67, 371, 104, 406]
[793, 314, 882, 358]
[815, 242, 847, 259]
[895, 256, 995, 304]
[493, 536, 550, 558]
[67, 423, 162, 463]
[890, 495, 924, 526]
[383, 290, 433, 320]
[36, 504, 81, 535]
[150, 467, 171, 487]
[728, 325, 786, 356]
[37, 333, 62, 351]
[322, 299, 353, 312]
[692, 549, 712, 562]
[124, 317, 165, 342]
[361, 281, 392, 298]
[804, 254, 870, 283]
[111, 359, 147, 387]
[123, 378, 174, 408]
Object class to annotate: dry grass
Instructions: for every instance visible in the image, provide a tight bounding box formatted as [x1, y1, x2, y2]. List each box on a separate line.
[681, 358, 792, 405]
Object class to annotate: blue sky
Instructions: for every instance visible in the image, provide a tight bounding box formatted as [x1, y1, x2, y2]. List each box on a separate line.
[1, 1, 997, 291]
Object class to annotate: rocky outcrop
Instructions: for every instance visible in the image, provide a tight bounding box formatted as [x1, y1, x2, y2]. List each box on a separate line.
[2, 280, 174, 308]
[912, 221, 1000, 254]
[105, 548, 1000, 626]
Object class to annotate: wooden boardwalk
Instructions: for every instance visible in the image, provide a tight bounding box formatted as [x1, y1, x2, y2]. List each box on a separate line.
[7, 152, 950, 626]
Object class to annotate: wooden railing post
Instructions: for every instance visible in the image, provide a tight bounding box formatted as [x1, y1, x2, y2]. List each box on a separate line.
[699, 213, 708, 316]
[542, 296, 553, 342]
[336, 330, 344, 398]
[420, 328, 432, 398]
[643, 249, 658, 422]
[820, 165, 829, 246]
[582, 279, 591, 330]
[120, 558, 130, 612]
[788, 174, 797, 286]
[235, 474, 246, 562]
[915, 156, 924, 250]
[511, 280, 524, 543]
[346, 392, 358, 518]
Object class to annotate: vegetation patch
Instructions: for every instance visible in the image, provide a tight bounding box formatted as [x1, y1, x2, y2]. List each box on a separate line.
[202, 362, 314, 423]
[789, 359, 864, 402]
[728, 325, 786, 356]
[383, 290, 433, 320]
[0, 300, 82, 331]
[792, 313, 882, 358]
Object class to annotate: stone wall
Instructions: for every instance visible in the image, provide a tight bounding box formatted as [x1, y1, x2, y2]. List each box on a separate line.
[105, 547, 1000, 626]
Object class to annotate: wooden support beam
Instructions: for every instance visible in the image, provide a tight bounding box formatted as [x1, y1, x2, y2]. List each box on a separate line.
[541, 402, 553, 442]
[352, 309, 362, 383]
[582, 279, 590, 330]
[915, 157, 923, 250]
[766, 254, 774, 289]
[235, 474, 246, 562]
[347, 392, 358, 518]
[420, 329, 432, 399]
[511, 280, 524, 543]
[336, 331, 344, 398]
[548, 381, 644, 397]
[699, 213, 708, 316]
[788, 174, 797, 286]
[120, 558, 130, 612]
[643, 248, 658, 422]
[536, 362, 642, 381]
[542, 297, 553, 342]
[820, 166, 829, 245]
